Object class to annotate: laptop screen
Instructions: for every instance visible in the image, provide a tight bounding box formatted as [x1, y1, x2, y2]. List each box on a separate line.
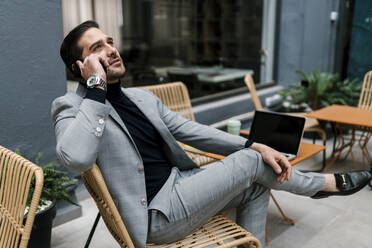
[248, 111, 306, 155]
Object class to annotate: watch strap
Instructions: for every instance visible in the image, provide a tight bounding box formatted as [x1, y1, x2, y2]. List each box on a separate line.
[87, 76, 107, 91]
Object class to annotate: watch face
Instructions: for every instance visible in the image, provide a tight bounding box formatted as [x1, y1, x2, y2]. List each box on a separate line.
[87, 76, 98, 87]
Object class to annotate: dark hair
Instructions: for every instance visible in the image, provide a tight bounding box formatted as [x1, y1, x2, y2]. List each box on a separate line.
[60, 20, 99, 75]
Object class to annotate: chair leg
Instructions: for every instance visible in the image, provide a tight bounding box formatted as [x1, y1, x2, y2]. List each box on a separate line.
[84, 212, 101, 248]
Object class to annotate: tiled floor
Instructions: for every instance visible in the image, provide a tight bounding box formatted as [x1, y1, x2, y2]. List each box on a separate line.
[52, 137, 372, 247]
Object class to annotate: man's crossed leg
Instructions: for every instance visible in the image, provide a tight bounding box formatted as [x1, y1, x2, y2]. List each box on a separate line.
[148, 148, 325, 245]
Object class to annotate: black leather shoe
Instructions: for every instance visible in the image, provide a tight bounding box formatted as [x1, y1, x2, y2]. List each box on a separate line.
[311, 170, 372, 199]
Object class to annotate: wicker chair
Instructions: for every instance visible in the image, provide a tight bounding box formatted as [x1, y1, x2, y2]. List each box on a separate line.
[353, 70, 372, 168]
[358, 70, 372, 110]
[0, 145, 44, 248]
[244, 74, 327, 168]
[81, 164, 261, 248]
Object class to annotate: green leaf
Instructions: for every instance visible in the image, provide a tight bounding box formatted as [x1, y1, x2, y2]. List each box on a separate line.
[283, 70, 362, 110]
[16, 150, 79, 207]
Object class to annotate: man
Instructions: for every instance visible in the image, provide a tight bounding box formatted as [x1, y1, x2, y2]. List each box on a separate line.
[52, 21, 371, 247]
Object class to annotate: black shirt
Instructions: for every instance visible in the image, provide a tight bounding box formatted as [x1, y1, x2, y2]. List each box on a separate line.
[86, 83, 172, 202]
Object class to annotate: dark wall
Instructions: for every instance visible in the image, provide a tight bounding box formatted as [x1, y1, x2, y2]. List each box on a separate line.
[277, 0, 340, 86]
[0, 0, 66, 162]
[347, 0, 372, 80]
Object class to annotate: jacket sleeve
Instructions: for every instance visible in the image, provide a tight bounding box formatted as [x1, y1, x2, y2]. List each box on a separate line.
[149, 91, 248, 156]
[51, 93, 111, 172]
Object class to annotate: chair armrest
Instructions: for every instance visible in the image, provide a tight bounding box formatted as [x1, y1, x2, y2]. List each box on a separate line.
[181, 144, 225, 160]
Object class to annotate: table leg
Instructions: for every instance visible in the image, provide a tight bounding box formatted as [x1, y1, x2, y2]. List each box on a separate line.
[269, 192, 295, 225]
[341, 128, 358, 169]
[324, 124, 345, 171]
[358, 128, 372, 169]
[324, 123, 356, 172]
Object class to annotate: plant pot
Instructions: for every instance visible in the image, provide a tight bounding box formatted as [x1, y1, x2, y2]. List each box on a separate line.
[26, 200, 57, 248]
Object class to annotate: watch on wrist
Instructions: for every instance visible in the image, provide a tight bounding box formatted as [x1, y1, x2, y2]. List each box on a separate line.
[86, 75, 107, 91]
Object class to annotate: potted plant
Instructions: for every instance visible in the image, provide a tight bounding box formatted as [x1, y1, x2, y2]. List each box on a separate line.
[18, 150, 78, 248]
[279, 69, 361, 111]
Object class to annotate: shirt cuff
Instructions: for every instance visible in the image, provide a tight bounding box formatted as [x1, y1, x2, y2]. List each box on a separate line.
[244, 140, 253, 148]
[85, 88, 106, 104]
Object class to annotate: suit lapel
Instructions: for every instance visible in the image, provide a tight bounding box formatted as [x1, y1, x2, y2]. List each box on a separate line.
[105, 100, 143, 157]
[105, 100, 130, 135]
[124, 89, 197, 168]
[123, 89, 166, 137]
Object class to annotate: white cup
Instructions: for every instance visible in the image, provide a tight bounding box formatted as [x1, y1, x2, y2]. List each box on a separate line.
[227, 119, 241, 135]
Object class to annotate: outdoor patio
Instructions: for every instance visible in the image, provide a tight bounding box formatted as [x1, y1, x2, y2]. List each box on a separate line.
[51, 136, 372, 248]
[2, 1, 372, 248]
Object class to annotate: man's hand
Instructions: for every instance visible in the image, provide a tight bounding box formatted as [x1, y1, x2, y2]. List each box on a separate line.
[76, 54, 110, 82]
[250, 142, 292, 183]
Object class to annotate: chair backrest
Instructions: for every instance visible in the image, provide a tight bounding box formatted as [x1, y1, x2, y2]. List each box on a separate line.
[142, 82, 195, 121]
[358, 70, 372, 110]
[244, 74, 264, 110]
[0, 146, 43, 248]
[81, 164, 135, 248]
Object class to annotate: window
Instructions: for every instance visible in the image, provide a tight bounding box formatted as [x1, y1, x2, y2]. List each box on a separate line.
[62, 0, 276, 100]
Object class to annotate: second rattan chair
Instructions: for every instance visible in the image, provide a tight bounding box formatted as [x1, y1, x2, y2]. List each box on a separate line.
[352, 70, 372, 169]
[0, 145, 44, 248]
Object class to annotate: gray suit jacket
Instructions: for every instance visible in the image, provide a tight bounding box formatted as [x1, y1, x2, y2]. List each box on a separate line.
[51, 84, 247, 247]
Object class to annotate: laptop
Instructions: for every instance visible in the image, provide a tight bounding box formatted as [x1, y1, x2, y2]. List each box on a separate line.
[249, 110, 306, 161]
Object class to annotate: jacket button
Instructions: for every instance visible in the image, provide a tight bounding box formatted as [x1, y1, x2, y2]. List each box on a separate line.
[98, 118, 104, 124]
[141, 198, 147, 206]
[138, 167, 144, 173]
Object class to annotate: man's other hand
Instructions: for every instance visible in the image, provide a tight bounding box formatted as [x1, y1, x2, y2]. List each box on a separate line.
[250, 142, 292, 183]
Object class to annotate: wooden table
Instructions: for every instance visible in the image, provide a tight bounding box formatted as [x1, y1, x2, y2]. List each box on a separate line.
[307, 104, 372, 171]
[290, 142, 326, 166]
[307, 105, 372, 128]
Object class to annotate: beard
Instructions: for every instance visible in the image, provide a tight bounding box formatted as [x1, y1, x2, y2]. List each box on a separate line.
[106, 64, 126, 82]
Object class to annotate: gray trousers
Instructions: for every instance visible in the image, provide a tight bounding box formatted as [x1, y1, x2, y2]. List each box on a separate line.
[147, 148, 325, 246]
